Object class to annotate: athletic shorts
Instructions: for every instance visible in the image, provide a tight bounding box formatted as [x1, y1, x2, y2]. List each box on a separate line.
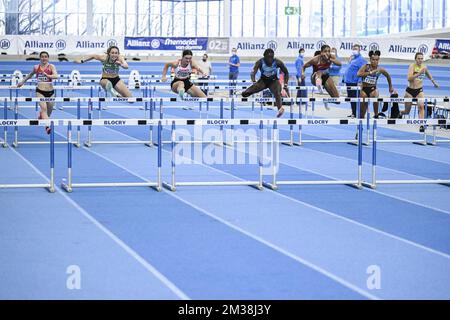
[171, 78, 193, 91]
[102, 76, 121, 88]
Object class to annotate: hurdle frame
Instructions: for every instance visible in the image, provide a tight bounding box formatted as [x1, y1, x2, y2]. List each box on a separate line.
[162, 119, 265, 191]
[83, 97, 155, 147]
[362, 119, 450, 188]
[61, 120, 162, 192]
[428, 101, 450, 146]
[0, 120, 55, 192]
[9, 97, 81, 148]
[263, 119, 363, 190]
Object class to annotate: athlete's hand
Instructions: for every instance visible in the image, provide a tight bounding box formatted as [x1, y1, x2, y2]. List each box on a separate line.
[161, 76, 167, 82]
[16, 81, 23, 88]
[432, 80, 439, 88]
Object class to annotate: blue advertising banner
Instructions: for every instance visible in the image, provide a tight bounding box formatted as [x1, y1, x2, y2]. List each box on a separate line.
[124, 37, 208, 51]
[435, 39, 450, 53]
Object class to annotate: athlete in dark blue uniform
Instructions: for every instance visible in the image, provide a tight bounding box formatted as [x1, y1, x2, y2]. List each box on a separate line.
[242, 48, 289, 117]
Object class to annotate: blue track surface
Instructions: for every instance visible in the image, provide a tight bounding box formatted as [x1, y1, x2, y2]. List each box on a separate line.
[1, 60, 450, 299]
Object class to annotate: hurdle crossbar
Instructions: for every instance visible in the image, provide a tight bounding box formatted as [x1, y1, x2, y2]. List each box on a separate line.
[61, 120, 162, 192]
[2, 96, 448, 103]
[162, 120, 265, 191]
[0, 120, 55, 192]
[263, 119, 363, 190]
[362, 119, 450, 188]
[9, 98, 81, 147]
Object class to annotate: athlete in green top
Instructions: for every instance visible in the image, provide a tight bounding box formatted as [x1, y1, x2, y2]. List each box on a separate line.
[75, 46, 132, 97]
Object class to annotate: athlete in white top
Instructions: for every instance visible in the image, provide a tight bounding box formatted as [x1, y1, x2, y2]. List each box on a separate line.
[161, 49, 208, 99]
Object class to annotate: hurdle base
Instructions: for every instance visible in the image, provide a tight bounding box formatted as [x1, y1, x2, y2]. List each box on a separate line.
[376, 179, 450, 185]
[84, 140, 153, 146]
[163, 180, 262, 191]
[62, 181, 159, 192]
[412, 141, 427, 146]
[362, 182, 376, 189]
[162, 181, 176, 192]
[281, 142, 294, 147]
[61, 182, 72, 193]
[2, 142, 8, 148]
[427, 142, 437, 146]
[273, 180, 361, 188]
[347, 141, 369, 146]
[0, 183, 51, 189]
[46, 185, 55, 193]
[262, 181, 278, 190]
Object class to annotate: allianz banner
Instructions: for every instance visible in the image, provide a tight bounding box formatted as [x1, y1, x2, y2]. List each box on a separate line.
[0, 36, 19, 54]
[435, 39, 450, 53]
[16, 36, 124, 55]
[230, 38, 436, 60]
[124, 37, 208, 51]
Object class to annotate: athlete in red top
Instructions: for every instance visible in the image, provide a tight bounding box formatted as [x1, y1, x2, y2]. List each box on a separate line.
[17, 51, 58, 134]
[301, 44, 341, 110]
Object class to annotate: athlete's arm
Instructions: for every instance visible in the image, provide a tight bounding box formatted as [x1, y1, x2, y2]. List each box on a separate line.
[380, 68, 394, 93]
[47, 64, 58, 79]
[301, 56, 319, 79]
[277, 60, 290, 86]
[117, 56, 129, 69]
[17, 67, 35, 87]
[425, 68, 439, 88]
[161, 60, 177, 82]
[74, 54, 103, 64]
[192, 61, 208, 76]
[357, 64, 368, 78]
[250, 60, 261, 82]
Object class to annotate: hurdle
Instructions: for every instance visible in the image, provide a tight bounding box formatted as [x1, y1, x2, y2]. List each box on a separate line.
[162, 119, 266, 191]
[61, 119, 162, 192]
[376, 98, 430, 146]
[362, 119, 450, 188]
[83, 96, 153, 147]
[263, 119, 363, 190]
[2, 98, 7, 147]
[428, 101, 450, 146]
[0, 119, 55, 192]
[8, 97, 81, 148]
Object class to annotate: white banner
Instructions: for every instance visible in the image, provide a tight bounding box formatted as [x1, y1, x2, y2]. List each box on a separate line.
[0, 36, 19, 55]
[230, 37, 436, 60]
[15, 36, 124, 55]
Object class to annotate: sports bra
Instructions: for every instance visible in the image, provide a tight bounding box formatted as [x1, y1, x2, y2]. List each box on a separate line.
[174, 61, 192, 79]
[413, 64, 426, 81]
[259, 59, 278, 79]
[102, 58, 120, 76]
[34, 64, 53, 83]
[313, 57, 331, 73]
[362, 64, 380, 86]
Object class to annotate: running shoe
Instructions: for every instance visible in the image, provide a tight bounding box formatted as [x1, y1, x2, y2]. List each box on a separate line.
[276, 107, 285, 118]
